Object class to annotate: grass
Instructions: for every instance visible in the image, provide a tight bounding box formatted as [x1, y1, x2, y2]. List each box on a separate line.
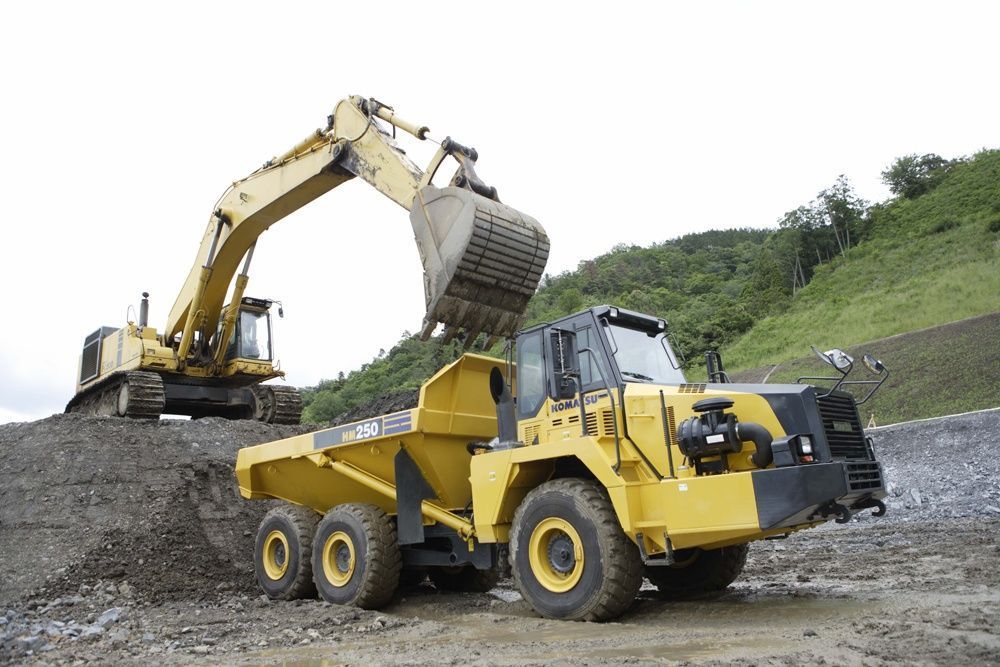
[729, 313, 1000, 425]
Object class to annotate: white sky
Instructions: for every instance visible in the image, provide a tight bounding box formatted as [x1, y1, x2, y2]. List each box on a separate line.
[1, 2, 997, 423]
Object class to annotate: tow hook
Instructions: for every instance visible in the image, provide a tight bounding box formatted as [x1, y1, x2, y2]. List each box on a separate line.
[821, 502, 852, 523]
[855, 497, 887, 518]
[833, 504, 852, 523]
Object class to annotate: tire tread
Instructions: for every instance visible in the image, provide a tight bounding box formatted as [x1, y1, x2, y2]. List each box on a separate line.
[510, 478, 643, 621]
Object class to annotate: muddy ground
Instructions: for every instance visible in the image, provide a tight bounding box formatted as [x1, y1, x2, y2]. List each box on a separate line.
[1, 410, 998, 665]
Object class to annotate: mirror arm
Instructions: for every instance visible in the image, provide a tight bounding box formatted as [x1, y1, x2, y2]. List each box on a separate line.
[796, 374, 842, 397]
[851, 369, 889, 406]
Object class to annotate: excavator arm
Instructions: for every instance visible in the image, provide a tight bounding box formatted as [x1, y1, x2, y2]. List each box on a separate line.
[165, 95, 549, 368]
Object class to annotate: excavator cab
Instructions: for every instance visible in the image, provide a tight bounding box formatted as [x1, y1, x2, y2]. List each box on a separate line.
[223, 297, 274, 362]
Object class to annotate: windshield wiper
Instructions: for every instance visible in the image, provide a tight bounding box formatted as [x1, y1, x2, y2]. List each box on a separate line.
[621, 370, 655, 382]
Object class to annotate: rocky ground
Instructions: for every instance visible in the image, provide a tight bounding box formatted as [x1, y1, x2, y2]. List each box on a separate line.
[1, 409, 998, 665]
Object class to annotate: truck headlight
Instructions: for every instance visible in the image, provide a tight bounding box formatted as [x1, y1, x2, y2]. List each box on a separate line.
[799, 435, 813, 455]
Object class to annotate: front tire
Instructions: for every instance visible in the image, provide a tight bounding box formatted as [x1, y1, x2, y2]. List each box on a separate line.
[510, 478, 643, 621]
[311, 503, 401, 609]
[254, 504, 319, 600]
[645, 544, 748, 596]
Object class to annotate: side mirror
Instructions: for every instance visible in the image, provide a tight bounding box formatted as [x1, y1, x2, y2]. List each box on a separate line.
[549, 328, 580, 400]
[811, 345, 854, 373]
[862, 354, 885, 375]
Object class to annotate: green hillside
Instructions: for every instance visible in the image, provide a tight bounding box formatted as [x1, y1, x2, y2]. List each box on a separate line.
[721, 150, 1000, 370]
[302, 149, 1000, 424]
[729, 313, 1000, 425]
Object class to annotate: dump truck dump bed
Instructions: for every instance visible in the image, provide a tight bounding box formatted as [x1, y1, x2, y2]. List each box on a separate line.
[235, 354, 502, 516]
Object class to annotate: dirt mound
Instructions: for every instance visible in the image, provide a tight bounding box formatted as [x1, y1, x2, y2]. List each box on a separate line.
[1, 409, 998, 663]
[3, 405, 996, 609]
[0, 414, 309, 606]
[326, 390, 419, 426]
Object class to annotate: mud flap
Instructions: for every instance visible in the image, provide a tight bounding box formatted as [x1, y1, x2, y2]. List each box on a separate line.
[395, 448, 437, 545]
[410, 185, 549, 343]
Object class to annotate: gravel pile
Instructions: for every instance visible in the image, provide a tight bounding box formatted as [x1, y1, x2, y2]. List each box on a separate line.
[870, 408, 1000, 521]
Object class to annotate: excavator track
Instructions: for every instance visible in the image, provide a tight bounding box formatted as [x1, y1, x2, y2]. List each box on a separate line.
[251, 384, 303, 425]
[66, 371, 166, 419]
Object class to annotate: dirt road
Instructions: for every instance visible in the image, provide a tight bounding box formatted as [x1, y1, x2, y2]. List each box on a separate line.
[2, 411, 999, 664]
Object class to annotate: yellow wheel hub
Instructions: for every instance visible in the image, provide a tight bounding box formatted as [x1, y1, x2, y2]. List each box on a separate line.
[528, 517, 584, 593]
[322, 531, 356, 587]
[262, 530, 290, 580]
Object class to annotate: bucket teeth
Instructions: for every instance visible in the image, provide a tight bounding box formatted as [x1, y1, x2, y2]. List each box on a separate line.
[441, 326, 461, 345]
[462, 327, 483, 350]
[411, 185, 549, 341]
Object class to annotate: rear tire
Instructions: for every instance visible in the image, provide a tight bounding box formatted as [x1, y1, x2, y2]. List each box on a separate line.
[429, 565, 500, 593]
[645, 544, 748, 596]
[312, 503, 401, 609]
[510, 478, 642, 621]
[254, 504, 319, 600]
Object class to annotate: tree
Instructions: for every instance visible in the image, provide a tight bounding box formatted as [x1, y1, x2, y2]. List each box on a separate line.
[881, 154, 951, 199]
[741, 250, 790, 318]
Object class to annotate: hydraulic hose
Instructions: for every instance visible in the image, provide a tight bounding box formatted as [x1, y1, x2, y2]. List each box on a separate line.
[737, 422, 774, 468]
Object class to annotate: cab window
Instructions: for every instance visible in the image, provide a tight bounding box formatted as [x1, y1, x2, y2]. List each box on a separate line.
[516, 331, 546, 418]
[576, 326, 609, 389]
[226, 310, 272, 361]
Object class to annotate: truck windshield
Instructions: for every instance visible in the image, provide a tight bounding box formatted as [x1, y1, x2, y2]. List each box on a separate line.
[604, 323, 685, 385]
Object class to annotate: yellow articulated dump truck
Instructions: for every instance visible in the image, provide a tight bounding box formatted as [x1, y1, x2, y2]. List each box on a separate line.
[236, 306, 889, 621]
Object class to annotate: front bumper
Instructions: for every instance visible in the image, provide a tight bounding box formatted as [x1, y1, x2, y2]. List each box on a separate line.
[752, 461, 888, 530]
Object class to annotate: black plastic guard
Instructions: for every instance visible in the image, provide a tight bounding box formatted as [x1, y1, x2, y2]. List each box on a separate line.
[752, 463, 849, 530]
[394, 448, 437, 545]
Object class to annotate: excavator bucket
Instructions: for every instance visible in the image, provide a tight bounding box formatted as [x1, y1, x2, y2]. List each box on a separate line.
[410, 185, 549, 344]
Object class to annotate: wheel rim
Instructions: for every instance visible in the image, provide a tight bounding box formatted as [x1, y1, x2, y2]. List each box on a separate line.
[117, 382, 130, 416]
[322, 531, 356, 587]
[528, 517, 584, 593]
[262, 530, 290, 580]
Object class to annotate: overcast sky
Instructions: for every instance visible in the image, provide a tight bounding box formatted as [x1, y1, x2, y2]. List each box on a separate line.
[1, 2, 997, 423]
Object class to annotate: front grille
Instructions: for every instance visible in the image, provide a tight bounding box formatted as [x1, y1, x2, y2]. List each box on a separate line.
[817, 392, 869, 460]
[846, 461, 884, 491]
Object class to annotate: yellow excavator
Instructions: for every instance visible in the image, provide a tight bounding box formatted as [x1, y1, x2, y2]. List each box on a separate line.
[67, 96, 549, 423]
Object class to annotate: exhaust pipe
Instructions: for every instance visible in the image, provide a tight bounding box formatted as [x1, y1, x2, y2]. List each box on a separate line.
[139, 292, 149, 329]
[489, 367, 518, 445]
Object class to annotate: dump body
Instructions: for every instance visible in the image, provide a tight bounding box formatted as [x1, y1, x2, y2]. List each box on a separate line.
[236, 354, 503, 519]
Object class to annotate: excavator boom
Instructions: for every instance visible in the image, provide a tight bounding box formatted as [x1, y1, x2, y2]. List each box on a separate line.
[166, 96, 549, 364]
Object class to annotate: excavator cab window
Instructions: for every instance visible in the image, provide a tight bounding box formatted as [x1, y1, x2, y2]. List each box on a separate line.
[225, 308, 273, 361]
